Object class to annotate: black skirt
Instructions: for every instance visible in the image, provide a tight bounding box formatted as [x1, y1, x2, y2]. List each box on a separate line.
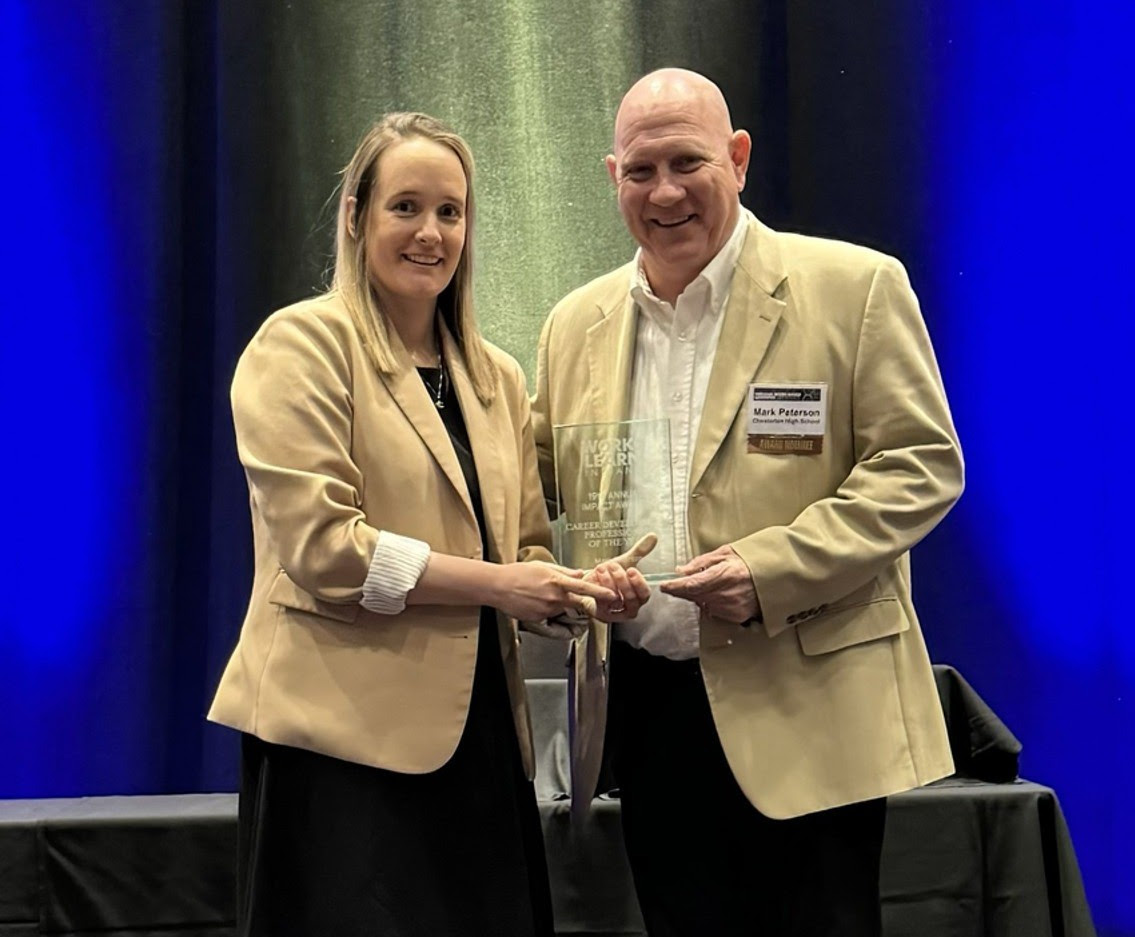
[236, 610, 554, 937]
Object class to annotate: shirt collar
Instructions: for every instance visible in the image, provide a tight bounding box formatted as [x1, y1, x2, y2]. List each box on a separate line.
[630, 207, 751, 316]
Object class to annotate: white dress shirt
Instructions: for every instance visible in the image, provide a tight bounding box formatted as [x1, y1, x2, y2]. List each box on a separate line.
[615, 208, 751, 659]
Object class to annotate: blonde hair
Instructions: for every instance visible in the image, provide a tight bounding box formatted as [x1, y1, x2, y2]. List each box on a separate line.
[331, 112, 496, 405]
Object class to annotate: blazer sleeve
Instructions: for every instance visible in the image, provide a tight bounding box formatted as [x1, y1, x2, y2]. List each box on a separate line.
[231, 308, 379, 603]
[731, 256, 964, 636]
[500, 352, 556, 564]
[530, 309, 559, 508]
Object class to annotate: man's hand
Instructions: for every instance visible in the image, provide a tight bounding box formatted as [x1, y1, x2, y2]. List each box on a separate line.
[659, 545, 761, 624]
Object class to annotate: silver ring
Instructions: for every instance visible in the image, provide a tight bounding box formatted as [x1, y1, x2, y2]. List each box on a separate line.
[609, 602, 627, 614]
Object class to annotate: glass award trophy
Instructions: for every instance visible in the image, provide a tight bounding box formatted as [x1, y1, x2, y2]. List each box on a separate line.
[551, 418, 677, 582]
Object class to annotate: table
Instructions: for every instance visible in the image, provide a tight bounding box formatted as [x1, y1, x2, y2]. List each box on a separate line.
[0, 672, 1096, 936]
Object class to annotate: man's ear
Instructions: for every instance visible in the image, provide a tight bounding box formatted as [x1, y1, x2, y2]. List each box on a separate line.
[346, 195, 359, 238]
[605, 154, 619, 185]
[729, 130, 752, 191]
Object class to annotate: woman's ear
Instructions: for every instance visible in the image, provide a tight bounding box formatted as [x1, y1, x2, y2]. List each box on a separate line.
[346, 196, 359, 238]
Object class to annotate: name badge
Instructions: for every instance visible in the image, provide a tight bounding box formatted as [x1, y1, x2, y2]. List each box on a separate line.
[747, 383, 827, 454]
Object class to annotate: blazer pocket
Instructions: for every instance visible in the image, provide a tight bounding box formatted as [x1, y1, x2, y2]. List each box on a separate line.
[796, 596, 908, 656]
[267, 569, 361, 625]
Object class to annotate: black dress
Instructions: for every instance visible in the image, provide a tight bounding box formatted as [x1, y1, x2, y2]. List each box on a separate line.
[236, 366, 554, 937]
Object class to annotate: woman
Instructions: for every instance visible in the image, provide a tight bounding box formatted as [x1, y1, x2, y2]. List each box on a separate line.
[208, 113, 628, 937]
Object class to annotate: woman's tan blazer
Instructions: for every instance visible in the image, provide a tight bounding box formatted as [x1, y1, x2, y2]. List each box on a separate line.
[208, 294, 554, 777]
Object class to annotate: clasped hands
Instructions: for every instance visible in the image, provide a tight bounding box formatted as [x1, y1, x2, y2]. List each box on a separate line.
[517, 534, 656, 640]
[517, 538, 760, 640]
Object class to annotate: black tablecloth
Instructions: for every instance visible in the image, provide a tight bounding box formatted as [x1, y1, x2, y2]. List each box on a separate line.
[0, 785, 1096, 936]
[0, 795, 234, 937]
[0, 670, 1096, 937]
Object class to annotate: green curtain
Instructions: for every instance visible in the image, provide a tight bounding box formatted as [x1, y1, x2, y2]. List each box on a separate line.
[213, 0, 782, 380]
[217, 1, 647, 379]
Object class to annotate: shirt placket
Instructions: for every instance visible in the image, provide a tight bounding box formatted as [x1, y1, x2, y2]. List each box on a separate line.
[668, 292, 700, 566]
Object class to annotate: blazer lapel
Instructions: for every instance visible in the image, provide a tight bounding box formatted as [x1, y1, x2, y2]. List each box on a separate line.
[689, 221, 787, 493]
[585, 291, 638, 424]
[575, 288, 633, 717]
[446, 330, 508, 564]
[379, 328, 477, 530]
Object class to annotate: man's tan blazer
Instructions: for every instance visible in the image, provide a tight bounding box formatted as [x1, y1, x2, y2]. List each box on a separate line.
[209, 294, 554, 778]
[533, 216, 963, 819]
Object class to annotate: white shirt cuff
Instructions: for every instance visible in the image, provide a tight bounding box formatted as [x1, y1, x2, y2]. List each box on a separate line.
[360, 530, 431, 614]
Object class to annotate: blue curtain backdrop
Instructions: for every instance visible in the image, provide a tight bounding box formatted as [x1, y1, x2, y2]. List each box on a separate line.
[0, 1, 1131, 933]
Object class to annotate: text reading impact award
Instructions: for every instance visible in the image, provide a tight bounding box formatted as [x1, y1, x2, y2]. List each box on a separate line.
[551, 419, 677, 582]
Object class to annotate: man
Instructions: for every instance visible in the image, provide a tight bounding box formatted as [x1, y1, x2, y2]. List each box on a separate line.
[532, 69, 963, 937]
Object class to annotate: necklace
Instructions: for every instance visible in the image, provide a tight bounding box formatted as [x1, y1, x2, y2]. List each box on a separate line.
[433, 316, 448, 410]
[416, 317, 447, 410]
[429, 358, 447, 410]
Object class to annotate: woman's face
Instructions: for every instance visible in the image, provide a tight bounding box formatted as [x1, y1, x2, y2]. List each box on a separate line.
[363, 137, 467, 316]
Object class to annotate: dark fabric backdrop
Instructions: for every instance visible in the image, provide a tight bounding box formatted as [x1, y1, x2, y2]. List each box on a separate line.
[1, 1, 1129, 933]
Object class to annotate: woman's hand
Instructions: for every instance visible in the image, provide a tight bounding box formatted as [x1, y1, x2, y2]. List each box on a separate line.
[572, 534, 657, 622]
[489, 561, 616, 622]
[584, 560, 651, 622]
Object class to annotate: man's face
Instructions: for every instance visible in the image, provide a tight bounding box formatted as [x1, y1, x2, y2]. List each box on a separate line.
[607, 95, 749, 297]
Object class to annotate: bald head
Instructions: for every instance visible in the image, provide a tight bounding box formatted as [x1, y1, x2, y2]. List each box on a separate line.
[613, 69, 735, 155]
[605, 68, 751, 304]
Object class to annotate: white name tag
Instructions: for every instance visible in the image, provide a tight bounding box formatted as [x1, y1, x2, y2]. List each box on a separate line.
[747, 383, 827, 454]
